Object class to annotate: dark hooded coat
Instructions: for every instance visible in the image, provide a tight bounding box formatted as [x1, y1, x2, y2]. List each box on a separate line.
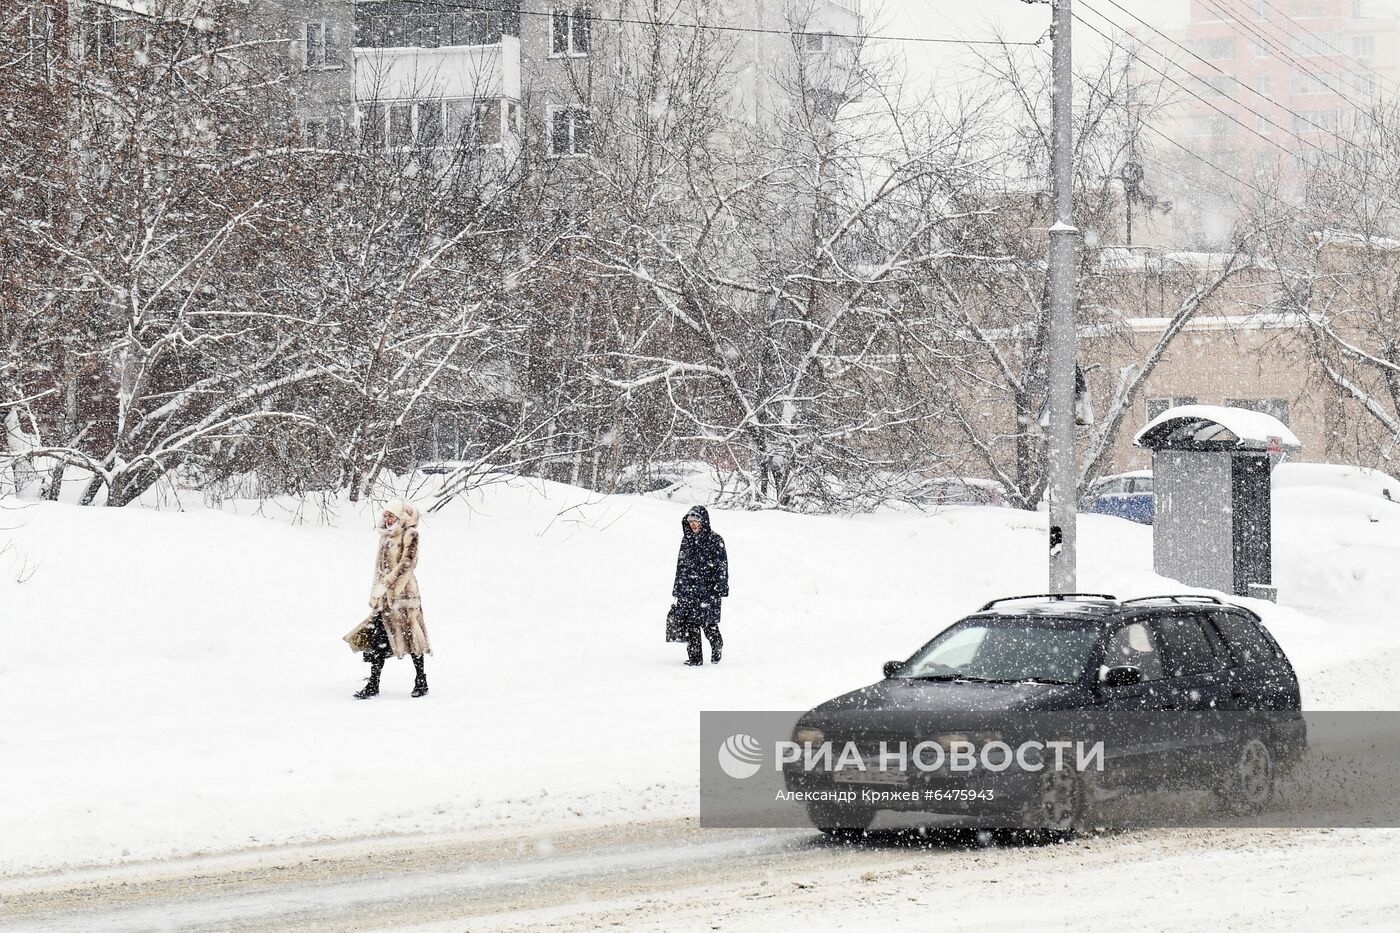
[672, 506, 729, 627]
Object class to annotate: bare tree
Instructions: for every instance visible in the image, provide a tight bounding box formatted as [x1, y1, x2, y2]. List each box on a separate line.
[926, 37, 1261, 507]
[1267, 102, 1400, 466]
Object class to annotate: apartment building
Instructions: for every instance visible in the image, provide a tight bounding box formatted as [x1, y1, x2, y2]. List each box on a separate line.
[1164, 0, 1400, 177]
[344, 0, 863, 160]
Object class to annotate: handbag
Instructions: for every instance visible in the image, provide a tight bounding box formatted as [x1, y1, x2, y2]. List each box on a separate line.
[347, 620, 375, 653]
[346, 612, 384, 654]
[665, 603, 689, 642]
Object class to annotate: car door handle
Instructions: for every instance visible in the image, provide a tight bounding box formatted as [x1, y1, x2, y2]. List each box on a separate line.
[1230, 690, 1248, 700]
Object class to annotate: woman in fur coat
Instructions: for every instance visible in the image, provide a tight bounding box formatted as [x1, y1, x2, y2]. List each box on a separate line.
[346, 497, 432, 698]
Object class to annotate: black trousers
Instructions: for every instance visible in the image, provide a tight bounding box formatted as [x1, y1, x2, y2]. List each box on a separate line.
[685, 623, 722, 663]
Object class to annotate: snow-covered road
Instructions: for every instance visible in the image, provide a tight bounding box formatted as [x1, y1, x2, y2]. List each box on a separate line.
[2, 818, 1394, 932]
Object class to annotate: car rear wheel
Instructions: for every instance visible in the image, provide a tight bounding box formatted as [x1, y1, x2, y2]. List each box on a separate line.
[1218, 737, 1275, 814]
[806, 802, 876, 837]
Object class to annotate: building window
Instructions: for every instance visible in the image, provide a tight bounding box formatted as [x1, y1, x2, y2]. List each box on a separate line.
[1253, 39, 1269, 58]
[550, 107, 590, 156]
[418, 100, 445, 147]
[1290, 32, 1343, 57]
[551, 5, 591, 56]
[303, 21, 343, 68]
[388, 102, 415, 149]
[1146, 397, 1199, 420]
[302, 114, 347, 148]
[1293, 109, 1340, 132]
[1226, 398, 1290, 426]
[803, 32, 830, 53]
[358, 104, 384, 150]
[1205, 75, 1237, 96]
[443, 98, 508, 147]
[1353, 34, 1376, 60]
[1191, 36, 1236, 60]
[356, 98, 509, 150]
[478, 99, 504, 145]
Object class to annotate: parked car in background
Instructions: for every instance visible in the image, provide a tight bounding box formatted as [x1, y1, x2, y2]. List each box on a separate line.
[613, 460, 750, 506]
[925, 476, 1011, 508]
[854, 474, 1011, 512]
[1082, 470, 1154, 524]
[1077, 462, 1400, 528]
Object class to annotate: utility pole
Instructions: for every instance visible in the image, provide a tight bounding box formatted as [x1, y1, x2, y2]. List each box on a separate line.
[1047, 0, 1081, 593]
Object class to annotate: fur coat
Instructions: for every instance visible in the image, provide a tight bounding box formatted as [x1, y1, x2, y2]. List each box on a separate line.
[345, 498, 432, 658]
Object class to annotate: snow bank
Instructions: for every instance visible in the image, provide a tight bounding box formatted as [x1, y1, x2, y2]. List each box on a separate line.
[1274, 462, 1400, 500]
[0, 479, 1396, 875]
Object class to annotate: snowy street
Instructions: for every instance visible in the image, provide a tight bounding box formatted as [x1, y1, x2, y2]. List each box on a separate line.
[2, 818, 1394, 931]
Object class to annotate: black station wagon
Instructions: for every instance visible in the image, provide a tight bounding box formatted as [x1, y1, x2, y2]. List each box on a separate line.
[786, 594, 1305, 834]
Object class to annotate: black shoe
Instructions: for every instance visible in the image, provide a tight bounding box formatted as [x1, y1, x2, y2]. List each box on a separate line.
[355, 661, 383, 699]
[684, 659, 703, 666]
[711, 649, 721, 664]
[411, 655, 428, 697]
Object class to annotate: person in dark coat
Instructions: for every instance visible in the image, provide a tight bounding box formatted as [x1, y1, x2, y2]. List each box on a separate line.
[672, 505, 729, 666]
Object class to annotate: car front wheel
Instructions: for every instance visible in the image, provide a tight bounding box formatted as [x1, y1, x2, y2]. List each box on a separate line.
[1028, 763, 1087, 838]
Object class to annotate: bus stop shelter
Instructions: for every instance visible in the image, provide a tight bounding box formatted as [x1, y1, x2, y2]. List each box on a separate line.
[1134, 405, 1300, 598]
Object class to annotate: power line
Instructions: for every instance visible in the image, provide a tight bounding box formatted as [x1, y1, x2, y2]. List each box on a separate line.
[1054, 57, 1291, 210]
[962, 11, 1287, 211]
[379, 0, 1047, 46]
[1085, 0, 1352, 148]
[1075, 6, 1335, 164]
[1247, 0, 1400, 97]
[1194, 0, 1373, 114]
[1073, 7, 1400, 219]
[1138, 117, 1288, 210]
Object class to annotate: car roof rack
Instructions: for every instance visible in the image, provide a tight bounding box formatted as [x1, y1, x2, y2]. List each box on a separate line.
[979, 593, 1119, 611]
[1120, 594, 1225, 606]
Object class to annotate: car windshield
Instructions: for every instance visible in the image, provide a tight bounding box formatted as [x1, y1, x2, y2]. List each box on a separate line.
[895, 615, 1100, 684]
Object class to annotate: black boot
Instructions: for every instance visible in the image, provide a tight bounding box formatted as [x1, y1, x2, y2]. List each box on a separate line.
[355, 658, 383, 699]
[411, 654, 428, 697]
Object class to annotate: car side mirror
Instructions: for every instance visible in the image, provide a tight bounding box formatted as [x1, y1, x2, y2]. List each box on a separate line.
[883, 661, 904, 680]
[1101, 665, 1143, 688]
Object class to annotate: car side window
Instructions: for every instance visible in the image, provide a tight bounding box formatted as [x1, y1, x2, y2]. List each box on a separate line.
[1149, 613, 1221, 678]
[1131, 477, 1154, 494]
[1103, 622, 1164, 681]
[1098, 479, 1127, 496]
[1208, 610, 1279, 667]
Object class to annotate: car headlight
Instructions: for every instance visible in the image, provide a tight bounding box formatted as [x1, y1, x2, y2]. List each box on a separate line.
[793, 726, 825, 746]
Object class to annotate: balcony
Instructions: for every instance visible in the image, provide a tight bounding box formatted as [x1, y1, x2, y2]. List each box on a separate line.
[354, 35, 521, 104]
